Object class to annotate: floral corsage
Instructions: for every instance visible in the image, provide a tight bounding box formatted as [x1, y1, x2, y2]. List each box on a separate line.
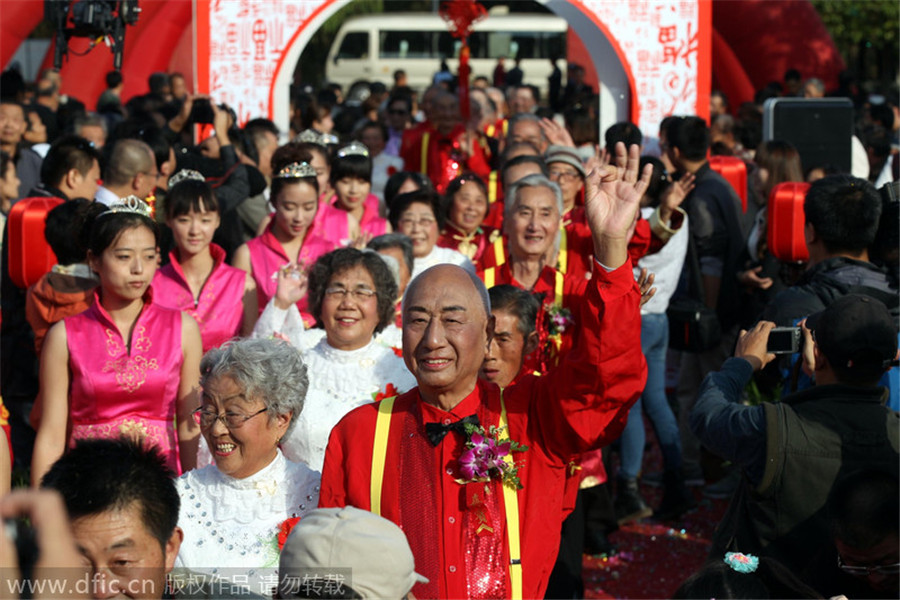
[455, 423, 528, 490]
[277, 517, 302, 551]
[724, 552, 759, 573]
[546, 304, 574, 336]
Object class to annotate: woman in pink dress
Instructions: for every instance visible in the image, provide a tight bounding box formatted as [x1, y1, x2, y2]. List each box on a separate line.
[153, 170, 257, 352]
[32, 196, 203, 483]
[232, 162, 334, 320]
[316, 142, 390, 246]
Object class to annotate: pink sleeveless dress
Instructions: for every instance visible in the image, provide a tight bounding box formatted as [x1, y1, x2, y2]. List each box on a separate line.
[65, 290, 184, 473]
[315, 193, 389, 244]
[246, 222, 334, 316]
[152, 244, 245, 352]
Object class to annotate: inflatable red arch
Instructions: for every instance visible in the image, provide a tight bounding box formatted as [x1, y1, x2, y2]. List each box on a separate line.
[2, 0, 844, 120]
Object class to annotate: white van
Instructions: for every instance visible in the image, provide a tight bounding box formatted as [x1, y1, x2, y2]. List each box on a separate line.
[324, 12, 567, 96]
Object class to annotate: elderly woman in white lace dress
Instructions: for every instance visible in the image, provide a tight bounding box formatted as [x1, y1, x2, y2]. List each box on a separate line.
[253, 248, 415, 472]
[175, 338, 320, 577]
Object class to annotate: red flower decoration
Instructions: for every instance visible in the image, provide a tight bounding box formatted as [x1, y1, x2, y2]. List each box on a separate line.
[392, 346, 403, 358]
[373, 382, 399, 403]
[277, 516, 301, 551]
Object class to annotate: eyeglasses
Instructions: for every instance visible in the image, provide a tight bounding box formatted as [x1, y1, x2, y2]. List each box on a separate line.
[324, 286, 377, 300]
[388, 108, 409, 116]
[837, 555, 900, 576]
[192, 406, 268, 429]
[398, 216, 436, 229]
[548, 170, 581, 182]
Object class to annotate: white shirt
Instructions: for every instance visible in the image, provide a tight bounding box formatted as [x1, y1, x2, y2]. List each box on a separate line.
[635, 207, 689, 315]
[94, 186, 119, 207]
[175, 452, 320, 575]
[252, 300, 415, 472]
[410, 245, 475, 282]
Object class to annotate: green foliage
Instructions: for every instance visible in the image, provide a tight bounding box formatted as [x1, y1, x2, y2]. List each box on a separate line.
[810, 0, 899, 82]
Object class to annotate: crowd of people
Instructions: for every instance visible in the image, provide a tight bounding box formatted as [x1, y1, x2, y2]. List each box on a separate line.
[0, 53, 897, 600]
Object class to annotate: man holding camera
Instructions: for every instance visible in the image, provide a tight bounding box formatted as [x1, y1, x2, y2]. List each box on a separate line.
[689, 294, 899, 596]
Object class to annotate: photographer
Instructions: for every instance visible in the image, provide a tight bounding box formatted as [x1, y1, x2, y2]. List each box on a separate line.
[689, 294, 899, 597]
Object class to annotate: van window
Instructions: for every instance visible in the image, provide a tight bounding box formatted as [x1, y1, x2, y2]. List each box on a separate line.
[435, 30, 565, 60]
[337, 32, 369, 59]
[380, 31, 437, 59]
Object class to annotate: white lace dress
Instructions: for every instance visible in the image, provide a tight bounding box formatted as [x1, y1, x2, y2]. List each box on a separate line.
[174, 452, 320, 577]
[252, 301, 416, 472]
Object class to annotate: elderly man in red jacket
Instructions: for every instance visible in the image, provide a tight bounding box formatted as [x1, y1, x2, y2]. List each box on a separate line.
[320, 143, 649, 600]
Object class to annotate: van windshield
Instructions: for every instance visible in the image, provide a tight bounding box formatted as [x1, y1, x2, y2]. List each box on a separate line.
[379, 30, 564, 60]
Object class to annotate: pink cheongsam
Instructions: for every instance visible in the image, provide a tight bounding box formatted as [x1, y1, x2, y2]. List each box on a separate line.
[65, 289, 185, 473]
[246, 223, 334, 316]
[315, 194, 389, 244]
[152, 244, 245, 352]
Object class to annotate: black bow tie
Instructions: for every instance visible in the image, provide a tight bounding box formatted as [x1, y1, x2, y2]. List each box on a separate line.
[425, 414, 480, 446]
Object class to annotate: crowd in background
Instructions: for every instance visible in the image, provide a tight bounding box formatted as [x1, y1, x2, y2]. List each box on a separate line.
[0, 53, 898, 600]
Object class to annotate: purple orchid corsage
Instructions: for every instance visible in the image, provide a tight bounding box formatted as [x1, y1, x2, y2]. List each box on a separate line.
[455, 424, 528, 490]
[724, 552, 759, 573]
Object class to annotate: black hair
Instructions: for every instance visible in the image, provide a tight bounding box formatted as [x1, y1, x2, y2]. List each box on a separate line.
[784, 68, 802, 82]
[711, 89, 729, 109]
[384, 171, 432, 208]
[387, 94, 413, 115]
[367, 233, 414, 277]
[488, 284, 540, 337]
[40, 135, 102, 190]
[0, 68, 26, 102]
[0, 150, 12, 183]
[166, 179, 220, 219]
[44, 199, 106, 266]
[106, 70, 123, 89]
[354, 120, 387, 144]
[307, 248, 398, 334]
[673, 557, 820, 599]
[388, 189, 444, 231]
[501, 155, 549, 185]
[330, 151, 372, 185]
[666, 116, 710, 161]
[828, 469, 899, 550]
[639, 156, 668, 209]
[148, 72, 169, 95]
[804, 174, 882, 254]
[87, 206, 160, 257]
[870, 104, 895, 132]
[605, 121, 643, 151]
[270, 143, 320, 202]
[41, 438, 179, 549]
[443, 173, 488, 223]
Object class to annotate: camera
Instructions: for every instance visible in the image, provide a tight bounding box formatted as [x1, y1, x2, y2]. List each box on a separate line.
[189, 99, 216, 125]
[45, 0, 141, 70]
[767, 327, 802, 354]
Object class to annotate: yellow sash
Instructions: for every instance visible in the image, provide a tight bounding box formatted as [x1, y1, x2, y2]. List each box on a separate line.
[558, 226, 568, 274]
[488, 171, 498, 204]
[420, 133, 430, 174]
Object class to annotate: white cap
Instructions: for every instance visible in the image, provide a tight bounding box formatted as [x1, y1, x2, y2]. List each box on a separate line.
[278, 506, 428, 599]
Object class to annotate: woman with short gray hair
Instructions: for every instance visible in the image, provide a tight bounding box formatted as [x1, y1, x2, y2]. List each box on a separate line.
[174, 337, 321, 576]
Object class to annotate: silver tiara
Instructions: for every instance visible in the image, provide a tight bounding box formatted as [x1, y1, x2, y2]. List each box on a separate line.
[99, 195, 153, 219]
[336, 141, 369, 158]
[275, 162, 317, 179]
[293, 129, 339, 147]
[168, 169, 205, 188]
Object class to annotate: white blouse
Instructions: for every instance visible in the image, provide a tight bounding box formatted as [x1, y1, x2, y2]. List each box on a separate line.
[175, 452, 320, 575]
[252, 300, 416, 472]
[411, 245, 475, 282]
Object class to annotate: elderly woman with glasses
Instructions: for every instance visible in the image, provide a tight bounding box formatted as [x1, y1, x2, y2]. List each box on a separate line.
[252, 248, 415, 472]
[174, 337, 320, 575]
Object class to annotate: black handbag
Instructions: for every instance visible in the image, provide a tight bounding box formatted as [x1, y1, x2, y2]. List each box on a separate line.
[667, 236, 722, 352]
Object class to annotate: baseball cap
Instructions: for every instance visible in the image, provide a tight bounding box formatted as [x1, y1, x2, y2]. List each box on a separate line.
[278, 506, 428, 599]
[806, 294, 898, 375]
[544, 145, 586, 178]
